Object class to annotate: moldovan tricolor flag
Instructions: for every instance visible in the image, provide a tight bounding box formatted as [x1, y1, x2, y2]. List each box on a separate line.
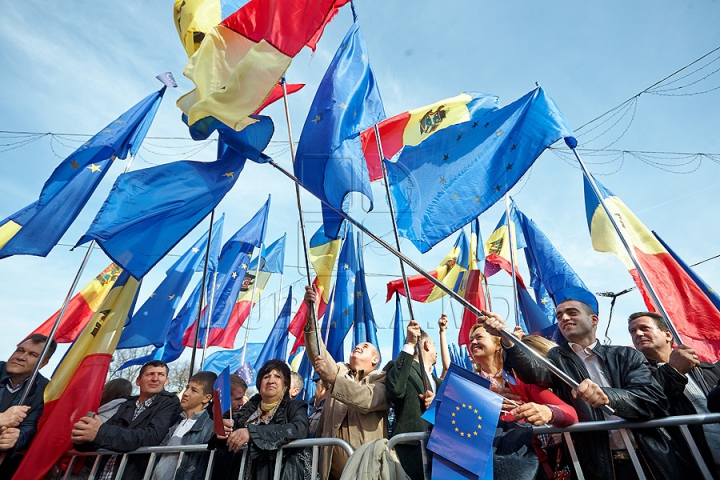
[584, 175, 720, 362]
[386, 230, 471, 303]
[15, 271, 141, 480]
[483, 209, 526, 287]
[177, 0, 348, 131]
[360, 92, 499, 181]
[30, 263, 122, 343]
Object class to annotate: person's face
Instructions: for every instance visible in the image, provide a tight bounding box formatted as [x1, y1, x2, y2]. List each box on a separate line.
[136, 366, 169, 397]
[231, 386, 247, 411]
[6, 340, 47, 380]
[555, 301, 598, 342]
[423, 337, 438, 366]
[468, 326, 499, 362]
[181, 381, 212, 412]
[629, 316, 672, 359]
[314, 380, 327, 400]
[259, 369, 285, 402]
[349, 342, 379, 372]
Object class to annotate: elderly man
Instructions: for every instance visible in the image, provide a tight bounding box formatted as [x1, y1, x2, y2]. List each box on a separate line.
[290, 371, 304, 399]
[483, 294, 695, 480]
[72, 360, 181, 480]
[0, 333, 56, 476]
[304, 286, 388, 480]
[628, 311, 720, 477]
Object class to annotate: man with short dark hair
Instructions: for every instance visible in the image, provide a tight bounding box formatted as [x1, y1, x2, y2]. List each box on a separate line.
[628, 311, 720, 476]
[483, 295, 696, 480]
[0, 333, 57, 476]
[72, 360, 181, 480]
[229, 374, 248, 412]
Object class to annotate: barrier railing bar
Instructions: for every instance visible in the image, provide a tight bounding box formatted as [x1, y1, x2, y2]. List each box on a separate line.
[311, 445, 319, 480]
[237, 449, 248, 480]
[61, 456, 77, 480]
[618, 429, 646, 480]
[115, 454, 129, 479]
[204, 450, 216, 480]
[141, 452, 157, 480]
[533, 412, 720, 434]
[87, 455, 101, 480]
[173, 451, 186, 479]
[679, 424, 714, 480]
[562, 431, 585, 480]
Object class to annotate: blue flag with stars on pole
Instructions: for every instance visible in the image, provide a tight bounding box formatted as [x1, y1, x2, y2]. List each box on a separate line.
[203, 343, 265, 375]
[353, 233, 379, 350]
[427, 372, 502, 478]
[386, 87, 573, 253]
[0, 88, 165, 259]
[294, 22, 386, 239]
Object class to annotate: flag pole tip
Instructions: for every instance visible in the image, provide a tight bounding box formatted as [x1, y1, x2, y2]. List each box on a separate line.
[564, 136, 578, 149]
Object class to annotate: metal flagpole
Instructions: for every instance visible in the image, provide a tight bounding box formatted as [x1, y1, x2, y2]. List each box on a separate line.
[504, 195, 523, 328]
[18, 155, 138, 405]
[281, 77, 322, 354]
[374, 124, 429, 390]
[276, 274, 284, 320]
[324, 286, 336, 346]
[200, 270, 219, 370]
[571, 145, 710, 395]
[189, 209, 216, 378]
[240, 248, 264, 367]
[267, 158, 617, 416]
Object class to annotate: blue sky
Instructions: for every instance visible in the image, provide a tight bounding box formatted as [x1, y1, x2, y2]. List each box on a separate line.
[1, 1, 719, 375]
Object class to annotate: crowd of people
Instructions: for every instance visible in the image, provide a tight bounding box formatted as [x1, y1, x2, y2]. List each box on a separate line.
[1, 285, 720, 480]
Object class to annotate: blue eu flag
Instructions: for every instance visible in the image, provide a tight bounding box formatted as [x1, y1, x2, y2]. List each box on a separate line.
[254, 287, 293, 370]
[352, 233, 378, 350]
[203, 343, 265, 375]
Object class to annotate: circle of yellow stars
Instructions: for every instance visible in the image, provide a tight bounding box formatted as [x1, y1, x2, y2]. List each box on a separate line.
[451, 403, 483, 439]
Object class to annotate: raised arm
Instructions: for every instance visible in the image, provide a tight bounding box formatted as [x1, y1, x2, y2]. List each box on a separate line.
[438, 314, 450, 379]
[302, 286, 338, 374]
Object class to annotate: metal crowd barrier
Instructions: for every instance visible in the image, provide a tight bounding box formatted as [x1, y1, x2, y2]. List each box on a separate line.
[387, 413, 720, 480]
[55, 437, 353, 480]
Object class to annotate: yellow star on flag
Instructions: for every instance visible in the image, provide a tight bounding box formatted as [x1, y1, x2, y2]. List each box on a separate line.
[338, 102, 348, 110]
[168, 294, 176, 300]
[231, 272, 238, 279]
[223, 172, 234, 179]
[70, 160, 80, 169]
[87, 164, 102, 173]
[312, 114, 322, 124]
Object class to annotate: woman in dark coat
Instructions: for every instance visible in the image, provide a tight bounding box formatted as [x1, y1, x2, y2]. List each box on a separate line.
[213, 359, 311, 480]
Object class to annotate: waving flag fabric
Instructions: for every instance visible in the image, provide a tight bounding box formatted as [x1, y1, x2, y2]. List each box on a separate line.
[212, 365, 231, 435]
[204, 343, 264, 375]
[0, 89, 164, 259]
[457, 218, 487, 346]
[483, 208, 526, 285]
[31, 263, 122, 343]
[117, 215, 225, 349]
[254, 288, 293, 370]
[323, 227, 358, 361]
[386, 230, 471, 303]
[15, 272, 141, 480]
[360, 92, 498, 181]
[387, 87, 573, 253]
[352, 233, 378, 349]
[174, 0, 248, 57]
[294, 22, 386, 238]
[77, 118, 273, 279]
[177, 0, 347, 130]
[391, 293, 405, 360]
[584, 175, 720, 362]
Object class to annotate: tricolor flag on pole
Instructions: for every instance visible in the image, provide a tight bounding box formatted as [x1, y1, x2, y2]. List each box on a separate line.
[15, 271, 141, 480]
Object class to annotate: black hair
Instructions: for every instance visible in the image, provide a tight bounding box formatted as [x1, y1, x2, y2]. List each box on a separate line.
[189, 371, 218, 396]
[256, 359, 291, 395]
[21, 333, 58, 361]
[139, 359, 169, 378]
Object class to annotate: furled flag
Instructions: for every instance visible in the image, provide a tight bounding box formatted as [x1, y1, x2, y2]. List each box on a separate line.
[199, 233, 285, 348]
[294, 22, 386, 238]
[14, 272, 141, 480]
[584, 175, 720, 362]
[457, 218, 488, 346]
[322, 226, 359, 361]
[177, 0, 349, 130]
[483, 207, 526, 285]
[386, 230, 471, 303]
[0, 89, 164, 259]
[352, 233, 379, 349]
[203, 343, 264, 375]
[391, 293, 405, 360]
[254, 287, 294, 370]
[76, 118, 273, 279]
[183, 198, 270, 348]
[212, 365, 231, 435]
[117, 215, 225, 349]
[387, 87, 573, 253]
[360, 92, 498, 181]
[288, 224, 344, 354]
[30, 263, 122, 343]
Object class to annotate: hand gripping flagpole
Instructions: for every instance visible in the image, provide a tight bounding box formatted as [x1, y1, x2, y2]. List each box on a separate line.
[504, 194, 523, 328]
[200, 269, 219, 370]
[189, 209, 216, 378]
[374, 124, 429, 391]
[568, 138, 710, 395]
[281, 78, 323, 355]
[266, 159, 616, 416]
[240, 246, 264, 367]
[17, 154, 139, 406]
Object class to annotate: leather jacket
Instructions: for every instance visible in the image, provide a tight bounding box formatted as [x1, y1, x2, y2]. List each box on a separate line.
[504, 341, 700, 480]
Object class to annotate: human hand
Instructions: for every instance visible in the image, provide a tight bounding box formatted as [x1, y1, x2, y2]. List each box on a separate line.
[497, 386, 523, 411]
[0, 405, 29, 428]
[511, 402, 554, 426]
[217, 418, 234, 439]
[478, 311, 513, 346]
[0, 427, 20, 451]
[406, 320, 421, 346]
[438, 315, 448, 333]
[227, 427, 250, 452]
[572, 379, 610, 408]
[668, 345, 700, 375]
[70, 415, 103, 443]
[314, 356, 337, 385]
[419, 390, 435, 410]
[512, 326, 526, 341]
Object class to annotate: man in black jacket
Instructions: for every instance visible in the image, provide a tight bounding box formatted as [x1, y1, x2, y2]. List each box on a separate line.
[483, 296, 697, 480]
[384, 318, 443, 480]
[72, 360, 181, 480]
[628, 311, 720, 477]
[0, 333, 56, 477]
